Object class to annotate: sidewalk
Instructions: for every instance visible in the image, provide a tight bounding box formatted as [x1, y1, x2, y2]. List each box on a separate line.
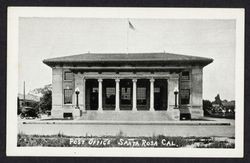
[21, 119, 231, 126]
[18, 117, 235, 137]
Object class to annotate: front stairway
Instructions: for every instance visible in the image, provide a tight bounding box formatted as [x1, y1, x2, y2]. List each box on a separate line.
[78, 111, 178, 121]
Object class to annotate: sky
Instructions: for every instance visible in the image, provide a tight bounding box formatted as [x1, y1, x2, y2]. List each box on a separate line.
[18, 18, 236, 101]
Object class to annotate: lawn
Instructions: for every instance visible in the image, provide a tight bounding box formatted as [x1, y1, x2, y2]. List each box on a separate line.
[17, 132, 235, 148]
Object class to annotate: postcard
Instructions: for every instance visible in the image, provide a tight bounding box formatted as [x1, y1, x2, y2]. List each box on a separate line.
[6, 7, 244, 157]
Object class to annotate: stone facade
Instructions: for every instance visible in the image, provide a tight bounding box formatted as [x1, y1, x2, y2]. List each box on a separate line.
[43, 52, 213, 121]
[49, 69, 202, 120]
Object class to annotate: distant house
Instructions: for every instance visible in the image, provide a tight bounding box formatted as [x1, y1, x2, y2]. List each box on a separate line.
[221, 100, 235, 113]
[29, 84, 52, 97]
[211, 103, 223, 113]
[221, 100, 235, 107]
[17, 93, 40, 109]
[211, 100, 235, 114]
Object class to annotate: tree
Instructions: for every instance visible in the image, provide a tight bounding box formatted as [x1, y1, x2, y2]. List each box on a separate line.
[203, 100, 212, 116]
[39, 90, 52, 113]
[17, 97, 20, 114]
[214, 94, 222, 105]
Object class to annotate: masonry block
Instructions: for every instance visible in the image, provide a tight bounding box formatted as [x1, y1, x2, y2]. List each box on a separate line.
[190, 106, 204, 119]
[51, 109, 63, 119]
[73, 109, 82, 119]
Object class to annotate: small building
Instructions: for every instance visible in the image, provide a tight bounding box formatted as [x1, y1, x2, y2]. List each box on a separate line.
[18, 93, 40, 108]
[43, 52, 213, 121]
[17, 93, 40, 113]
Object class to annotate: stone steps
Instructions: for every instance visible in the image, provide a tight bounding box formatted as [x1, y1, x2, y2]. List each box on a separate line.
[78, 111, 174, 121]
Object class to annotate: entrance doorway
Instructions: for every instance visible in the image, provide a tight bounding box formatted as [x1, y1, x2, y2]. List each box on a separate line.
[154, 79, 168, 110]
[103, 79, 115, 110]
[86, 79, 98, 110]
[137, 79, 150, 110]
[120, 79, 133, 110]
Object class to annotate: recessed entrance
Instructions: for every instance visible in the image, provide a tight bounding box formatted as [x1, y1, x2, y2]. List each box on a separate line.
[154, 79, 168, 110]
[137, 79, 150, 110]
[85, 78, 168, 111]
[103, 79, 115, 110]
[120, 79, 133, 110]
[86, 79, 98, 110]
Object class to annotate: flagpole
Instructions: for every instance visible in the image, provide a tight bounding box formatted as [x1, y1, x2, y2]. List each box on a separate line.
[126, 18, 129, 54]
[23, 81, 26, 107]
[127, 19, 136, 54]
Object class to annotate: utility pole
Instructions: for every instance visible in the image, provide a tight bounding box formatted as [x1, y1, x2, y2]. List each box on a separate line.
[23, 81, 26, 107]
[127, 18, 129, 54]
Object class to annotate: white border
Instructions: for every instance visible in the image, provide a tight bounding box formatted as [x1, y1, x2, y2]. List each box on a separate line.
[7, 7, 245, 157]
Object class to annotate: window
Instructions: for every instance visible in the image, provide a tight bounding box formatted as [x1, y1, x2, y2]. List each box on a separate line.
[63, 113, 73, 119]
[121, 87, 131, 104]
[92, 87, 98, 93]
[154, 87, 160, 93]
[64, 72, 73, 81]
[105, 87, 115, 105]
[64, 89, 73, 104]
[180, 89, 190, 105]
[137, 87, 146, 105]
[181, 71, 190, 80]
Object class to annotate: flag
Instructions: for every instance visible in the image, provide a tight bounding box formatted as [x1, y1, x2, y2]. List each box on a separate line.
[128, 20, 135, 30]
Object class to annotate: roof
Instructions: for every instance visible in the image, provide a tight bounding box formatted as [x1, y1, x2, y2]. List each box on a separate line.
[43, 52, 213, 67]
[18, 93, 40, 102]
[221, 101, 235, 107]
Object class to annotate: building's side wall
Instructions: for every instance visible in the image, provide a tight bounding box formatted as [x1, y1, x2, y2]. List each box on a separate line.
[51, 68, 76, 118]
[190, 67, 204, 119]
[51, 67, 64, 118]
[179, 70, 192, 116]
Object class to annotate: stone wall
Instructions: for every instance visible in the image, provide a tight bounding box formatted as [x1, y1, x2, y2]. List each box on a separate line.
[190, 67, 204, 119]
[51, 68, 76, 118]
[50, 69, 204, 120]
[78, 111, 175, 121]
[51, 67, 63, 118]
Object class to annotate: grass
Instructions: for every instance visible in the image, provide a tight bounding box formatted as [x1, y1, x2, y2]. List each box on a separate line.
[196, 141, 235, 148]
[17, 132, 235, 148]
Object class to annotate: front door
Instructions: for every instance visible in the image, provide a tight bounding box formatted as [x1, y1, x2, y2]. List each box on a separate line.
[90, 87, 98, 110]
[86, 79, 99, 110]
[154, 87, 163, 110]
[120, 79, 133, 110]
[154, 79, 168, 110]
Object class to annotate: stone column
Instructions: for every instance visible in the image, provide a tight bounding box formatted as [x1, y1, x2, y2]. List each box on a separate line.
[167, 75, 180, 120]
[82, 78, 86, 112]
[149, 78, 155, 111]
[168, 76, 179, 109]
[115, 78, 120, 111]
[132, 79, 137, 111]
[98, 78, 103, 111]
[73, 72, 85, 118]
[190, 67, 204, 119]
[74, 73, 85, 108]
